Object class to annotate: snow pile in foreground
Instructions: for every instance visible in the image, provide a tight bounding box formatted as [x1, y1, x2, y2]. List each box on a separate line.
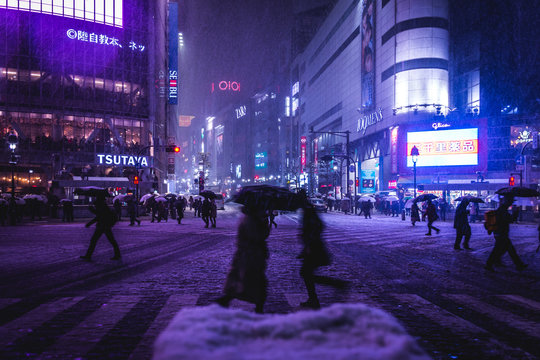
[153, 303, 430, 360]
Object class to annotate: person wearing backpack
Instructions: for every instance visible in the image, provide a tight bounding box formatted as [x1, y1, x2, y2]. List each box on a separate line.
[485, 195, 527, 272]
[80, 196, 121, 261]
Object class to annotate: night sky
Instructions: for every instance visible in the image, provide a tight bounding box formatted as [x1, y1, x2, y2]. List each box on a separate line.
[178, 0, 293, 117]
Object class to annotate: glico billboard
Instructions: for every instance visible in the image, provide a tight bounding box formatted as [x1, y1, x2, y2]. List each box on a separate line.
[399, 119, 487, 175]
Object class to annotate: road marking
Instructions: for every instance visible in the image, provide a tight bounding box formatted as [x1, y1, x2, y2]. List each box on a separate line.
[0, 298, 20, 311]
[444, 294, 540, 339]
[390, 293, 488, 336]
[38, 295, 139, 359]
[128, 295, 198, 360]
[0, 297, 83, 348]
[496, 295, 540, 312]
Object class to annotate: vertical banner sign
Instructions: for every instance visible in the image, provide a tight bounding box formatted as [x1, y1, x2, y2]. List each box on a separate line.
[390, 127, 398, 174]
[168, 2, 179, 104]
[361, 0, 375, 110]
[300, 136, 307, 173]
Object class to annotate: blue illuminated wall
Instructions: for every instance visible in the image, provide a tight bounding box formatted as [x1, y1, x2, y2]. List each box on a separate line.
[0, 0, 123, 27]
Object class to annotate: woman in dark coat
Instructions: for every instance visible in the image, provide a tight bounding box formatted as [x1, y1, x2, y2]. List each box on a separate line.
[298, 204, 331, 309]
[216, 206, 270, 313]
[453, 199, 471, 250]
[411, 202, 421, 226]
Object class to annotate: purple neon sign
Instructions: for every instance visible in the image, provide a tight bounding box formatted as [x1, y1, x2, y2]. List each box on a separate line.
[66, 28, 145, 52]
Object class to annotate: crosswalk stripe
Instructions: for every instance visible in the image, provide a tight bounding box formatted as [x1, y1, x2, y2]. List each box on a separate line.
[0, 298, 20, 311]
[128, 295, 198, 360]
[444, 294, 540, 339]
[390, 293, 488, 336]
[0, 297, 84, 348]
[38, 295, 140, 359]
[496, 295, 540, 312]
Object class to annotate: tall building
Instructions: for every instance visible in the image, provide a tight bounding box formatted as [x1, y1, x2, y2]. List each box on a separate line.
[0, 0, 172, 195]
[290, 0, 539, 198]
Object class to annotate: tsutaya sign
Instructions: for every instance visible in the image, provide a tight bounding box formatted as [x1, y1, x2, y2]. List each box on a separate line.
[356, 108, 383, 134]
[97, 154, 149, 167]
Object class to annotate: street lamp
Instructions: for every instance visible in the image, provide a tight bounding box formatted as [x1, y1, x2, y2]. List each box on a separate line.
[410, 145, 419, 199]
[7, 132, 19, 225]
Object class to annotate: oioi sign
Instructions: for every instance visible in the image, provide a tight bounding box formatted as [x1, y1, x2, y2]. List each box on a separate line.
[96, 154, 150, 167]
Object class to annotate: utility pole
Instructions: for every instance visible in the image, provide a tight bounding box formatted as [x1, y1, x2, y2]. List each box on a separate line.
[309, 129, 351, 196]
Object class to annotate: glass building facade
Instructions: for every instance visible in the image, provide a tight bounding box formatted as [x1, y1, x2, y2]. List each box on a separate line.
[0, 0, 164, 189]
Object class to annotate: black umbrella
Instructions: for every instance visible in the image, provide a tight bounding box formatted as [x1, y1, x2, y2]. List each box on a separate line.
[234, 185, 300, 211]
[414, 193, 438, 202]
[74, 186, 111, 197]
[199, 190, 217, 199]
[495, 186, 540, 198]
[454, 196, 484, 203]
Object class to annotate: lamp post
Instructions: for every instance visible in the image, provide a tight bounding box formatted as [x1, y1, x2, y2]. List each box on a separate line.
[7, 132, 19, 225]
[411, 145, 419, 199]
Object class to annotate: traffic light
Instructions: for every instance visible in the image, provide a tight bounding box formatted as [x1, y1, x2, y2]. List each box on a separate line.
[165, 145, 181, 153]
[355, 178, 359, 187]
[133, 176, 139, 185]
[509, 175, 515, 186]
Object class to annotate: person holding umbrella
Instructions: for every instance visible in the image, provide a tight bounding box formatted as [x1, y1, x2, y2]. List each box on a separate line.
[80, 192, 121, 261]
[410, 201, 420, 226]
[453, 198, 472, 250]
[201, 197, 211, 228]
[215, 204, 270, 313]
[425, 198, 440, 235]
[485, 194, 528, 272]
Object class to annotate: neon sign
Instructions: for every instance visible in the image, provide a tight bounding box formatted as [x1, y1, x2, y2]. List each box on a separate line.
[211, 81, 241, 93]
[235, 105, 247, 119]
[356, 108, 383, 134]
[66, 29, 145, 51]
[300, 136, 307, 171]
[97, 154, 149, 167]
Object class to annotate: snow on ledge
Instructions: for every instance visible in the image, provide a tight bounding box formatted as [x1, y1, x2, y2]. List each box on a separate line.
[153, 303, 431, 360]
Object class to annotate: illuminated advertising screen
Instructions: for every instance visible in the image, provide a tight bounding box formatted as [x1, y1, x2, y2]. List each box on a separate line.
[1, 0, 123, 27]
[255, 152, 267, 169]
[406, 128, 478, 167]
[360, 0, 375, 110]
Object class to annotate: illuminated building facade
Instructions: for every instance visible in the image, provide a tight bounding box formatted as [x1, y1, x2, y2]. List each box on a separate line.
[291, 0, 539, 196]
[0, 0, 170, 193]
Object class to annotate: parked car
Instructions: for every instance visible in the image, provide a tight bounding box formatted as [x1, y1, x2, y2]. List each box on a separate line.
[310, 198, 327, 212]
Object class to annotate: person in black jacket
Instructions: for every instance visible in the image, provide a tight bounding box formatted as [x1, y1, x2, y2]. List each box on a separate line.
[425, 199, 440, 235]
[485, 196, 527, 271]
[80, 196, 121, 261]
[453, 199, 471, 250]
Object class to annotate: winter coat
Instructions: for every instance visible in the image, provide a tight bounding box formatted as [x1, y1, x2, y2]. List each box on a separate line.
[299, 207, 331, 267]
[453, 202, 471, 234]
[411, 203, 421, 221]
[426, 202, 439, 222]
[223, 212, 270, 304]
[201, 199, 211, 216]
[174, 199, 185, 218]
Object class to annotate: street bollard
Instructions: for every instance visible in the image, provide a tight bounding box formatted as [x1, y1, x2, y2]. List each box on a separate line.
[401, 209, 406, 221]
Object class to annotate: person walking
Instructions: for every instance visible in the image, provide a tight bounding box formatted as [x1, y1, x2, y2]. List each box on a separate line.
[267, 209, 278, 228]
[297, 203, 330, 309]
[411, 202, 420, 226]
[62, 199, 74, 222]
[215, 206, 270, 313]
[425, 199, 440, 235]
[209, 198, 217, 228]
[439, 198, 448, 221]
[453, 199, 471, 250]
[174, 197, 185, 224]
[362, 201, 373, 219]
[113, 198, 122, 222]
[188, 196, 193, 211]
[80, 196, 121, 261]
[201, 197, 211, 228]
[485, 196, 527, 272]
[127, 197, 140, 226]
